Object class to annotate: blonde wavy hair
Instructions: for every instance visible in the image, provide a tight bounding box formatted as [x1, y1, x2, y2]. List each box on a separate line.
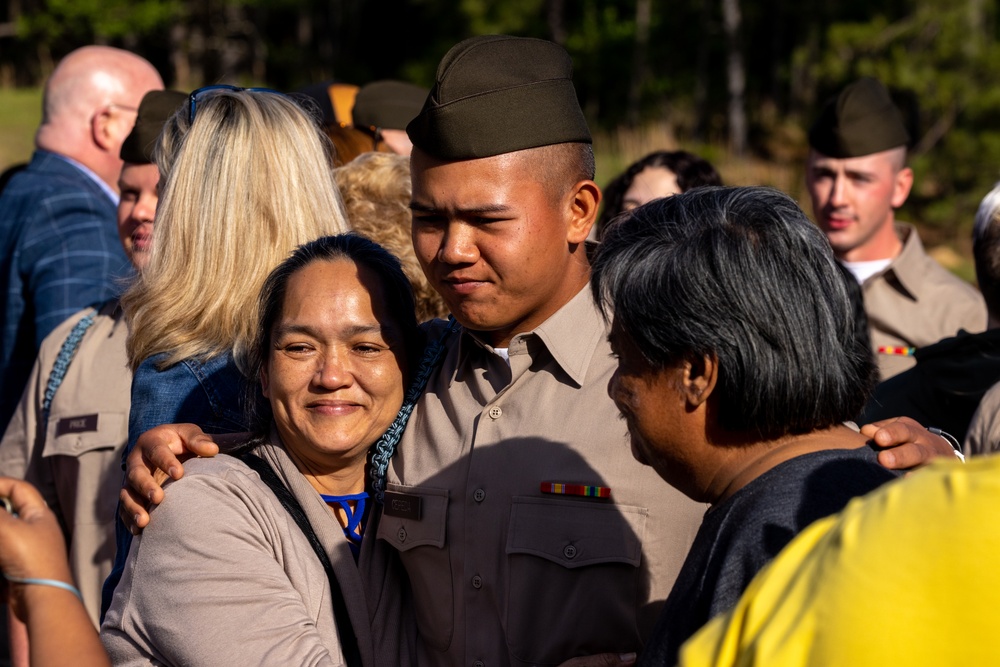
[334, 152, 448, 322]
[123, 89, 349, 371]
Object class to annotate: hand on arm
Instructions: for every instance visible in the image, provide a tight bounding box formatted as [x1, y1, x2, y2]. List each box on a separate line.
[119, 424, 219, 532]
[105, 470, 341, 666]
[860, 416, 956, 470]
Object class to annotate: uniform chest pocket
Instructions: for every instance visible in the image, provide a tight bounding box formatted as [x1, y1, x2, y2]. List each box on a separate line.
[504, 496, 648, 665]
[376, 483, 453, 652]
[43, 411, 127, 458]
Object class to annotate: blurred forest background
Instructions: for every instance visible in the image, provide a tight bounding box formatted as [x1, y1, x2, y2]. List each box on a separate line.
[1, 0, 998, 277]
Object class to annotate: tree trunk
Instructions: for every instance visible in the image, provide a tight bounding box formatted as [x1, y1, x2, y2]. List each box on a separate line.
[693, 0, 711, 141]
[721, 0, 747, 156]
[627, 0, 651, 127]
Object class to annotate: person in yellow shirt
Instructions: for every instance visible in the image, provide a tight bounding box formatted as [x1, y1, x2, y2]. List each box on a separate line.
[680, 454, 1000, 666]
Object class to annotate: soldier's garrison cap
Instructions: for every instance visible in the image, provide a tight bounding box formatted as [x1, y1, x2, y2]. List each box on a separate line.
[406, 34, 592, 160]
[120, 90, 188, 164]
[808, 77, 910, 158]
[353, 80, 429, 131]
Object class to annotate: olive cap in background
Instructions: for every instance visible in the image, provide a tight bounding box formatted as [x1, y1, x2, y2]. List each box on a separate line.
[353, 80, 429, 131]
[406, 34, 592, 160]
[808, 77, 910, 158]
[120, 90, 188, 164]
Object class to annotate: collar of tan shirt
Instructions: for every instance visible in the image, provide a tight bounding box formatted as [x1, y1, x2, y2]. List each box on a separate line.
[450, 283, 606, 389]
[874, 223, 925, 302]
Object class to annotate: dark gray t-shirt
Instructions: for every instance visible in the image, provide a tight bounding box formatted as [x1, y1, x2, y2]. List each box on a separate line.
[638, 444, 898, 666]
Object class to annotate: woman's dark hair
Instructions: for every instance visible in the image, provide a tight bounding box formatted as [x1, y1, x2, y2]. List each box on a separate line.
[592, 186, 879, 440]
[596, 150, 722, 239]
[243, 233, 422, 434]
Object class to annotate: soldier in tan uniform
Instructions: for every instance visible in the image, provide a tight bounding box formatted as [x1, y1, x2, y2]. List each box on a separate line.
[0, 90, 185, 627]
[805, 77, 986, 380]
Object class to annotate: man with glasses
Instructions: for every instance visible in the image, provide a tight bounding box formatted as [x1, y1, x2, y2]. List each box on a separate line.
[0, 46, 162, 431]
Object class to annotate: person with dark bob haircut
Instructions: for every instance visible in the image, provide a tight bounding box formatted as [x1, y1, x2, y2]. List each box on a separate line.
[595, 150, 722, 239]
[102, 233, 419, 666]
[592, 186, 898, 666]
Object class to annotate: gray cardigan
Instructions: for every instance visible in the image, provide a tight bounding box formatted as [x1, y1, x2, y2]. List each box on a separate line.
[101, 434, 413, 666]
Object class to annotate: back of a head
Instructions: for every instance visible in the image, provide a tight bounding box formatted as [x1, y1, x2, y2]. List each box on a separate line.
[39, 45, 162, 139]
[123, 89, 350, 370]
[334, 152, 448, 322]
[973, 182, 1000, 319]
[593, 186, 878, 440]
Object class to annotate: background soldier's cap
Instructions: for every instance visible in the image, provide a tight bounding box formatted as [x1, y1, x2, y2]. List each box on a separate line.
[353, 80, 428, 131]
[808, 77, 910, 158]
[120, 90, 188, 164]
[406, 34, 592, 160]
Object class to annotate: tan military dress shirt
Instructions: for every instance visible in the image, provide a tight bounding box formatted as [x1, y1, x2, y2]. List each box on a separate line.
[862, 224, 987, 380]
[964, 380, 1000, 458]
[378, 285, 706, 667]
[0, 301, 129, 627]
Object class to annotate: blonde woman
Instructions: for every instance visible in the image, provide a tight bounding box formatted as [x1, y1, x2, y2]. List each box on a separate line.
[334, 152, 448, 322]
[101, 86, 349, 617]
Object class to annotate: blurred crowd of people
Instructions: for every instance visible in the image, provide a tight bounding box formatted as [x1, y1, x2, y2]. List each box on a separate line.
[0, 34, 996, 667]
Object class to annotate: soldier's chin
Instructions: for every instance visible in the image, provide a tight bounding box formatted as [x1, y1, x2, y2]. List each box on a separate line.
[629, 436, 650, 466]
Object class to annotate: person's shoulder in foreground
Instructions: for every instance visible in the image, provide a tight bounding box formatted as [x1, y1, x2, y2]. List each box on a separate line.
[679, 454, 1000, 667]
[642, 443, 899, 666]
[102, 441, 360, 666]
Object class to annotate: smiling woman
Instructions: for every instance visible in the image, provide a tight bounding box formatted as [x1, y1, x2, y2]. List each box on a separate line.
[101, 235, 421, 667]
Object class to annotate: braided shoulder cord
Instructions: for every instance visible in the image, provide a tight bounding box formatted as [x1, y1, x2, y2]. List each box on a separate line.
[42, 308, 99, 423]
[370, 316, 459, 503]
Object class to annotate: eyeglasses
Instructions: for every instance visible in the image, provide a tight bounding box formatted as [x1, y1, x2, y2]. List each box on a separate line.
[188, 84, 284, 123]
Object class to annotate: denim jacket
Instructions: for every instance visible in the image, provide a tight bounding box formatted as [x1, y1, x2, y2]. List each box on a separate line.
[102, 351, 253, 619]
[126, 351, 250, 450]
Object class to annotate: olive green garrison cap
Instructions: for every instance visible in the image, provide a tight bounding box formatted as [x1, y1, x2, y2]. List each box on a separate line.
[353, 80, 428, 131]
[120, 90, 188, 164]
[808, 77, 910, 158]
[406, 34, 592, 160]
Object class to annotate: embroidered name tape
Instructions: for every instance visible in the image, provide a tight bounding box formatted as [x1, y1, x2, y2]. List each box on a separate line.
[383, 491, 422, 520]
[541, 482, 611, 498]
[56, 413, 98, 437]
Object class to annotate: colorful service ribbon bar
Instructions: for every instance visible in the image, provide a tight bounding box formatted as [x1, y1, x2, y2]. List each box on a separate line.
[877, 346, 916, 357]
[541, 482, 611, 498]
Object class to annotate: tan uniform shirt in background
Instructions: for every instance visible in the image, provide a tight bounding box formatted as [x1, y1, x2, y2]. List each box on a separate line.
[862, 224, 987, 380]
[964, 380, 1000, 458]
[0, 301, 128, 627]
[379, 285, 706, 667]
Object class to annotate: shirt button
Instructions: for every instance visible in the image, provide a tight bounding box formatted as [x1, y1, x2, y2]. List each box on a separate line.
[474, 661, 486, 667]
[397, 527, 407, 543]
[472, 575, 483, 589]
[563, 544, 577, 559]
[473, 488, 486, 503]
[488, 406, 503, 419]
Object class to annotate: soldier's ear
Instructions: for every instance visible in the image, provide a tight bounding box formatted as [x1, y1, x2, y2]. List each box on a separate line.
[566, 179, 601, 245]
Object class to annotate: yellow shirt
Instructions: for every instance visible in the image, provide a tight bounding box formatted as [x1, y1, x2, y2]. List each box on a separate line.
[680, 454, 1000, 666]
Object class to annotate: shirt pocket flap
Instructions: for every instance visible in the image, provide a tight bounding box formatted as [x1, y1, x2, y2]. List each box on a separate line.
[506, 496, 646, 569]
[376, 483, 449, 552]
[42, 411, 127, 458]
